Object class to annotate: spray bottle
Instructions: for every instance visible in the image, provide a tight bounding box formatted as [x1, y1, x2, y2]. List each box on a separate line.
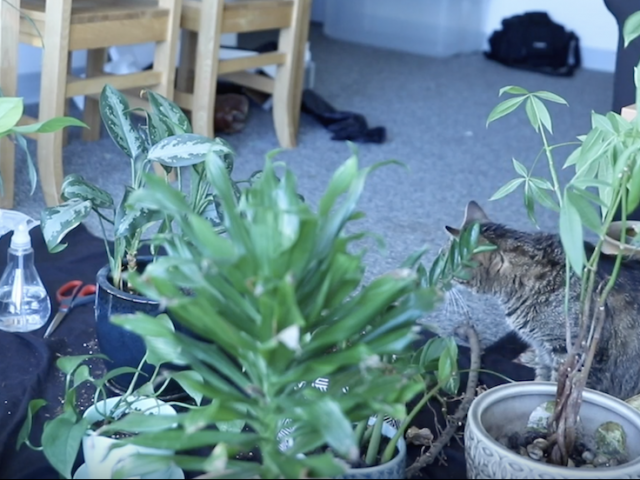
[0, 222, 51, 332]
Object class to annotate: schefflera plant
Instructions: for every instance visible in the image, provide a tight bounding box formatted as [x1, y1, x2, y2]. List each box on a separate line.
[106, 146, 442, 479]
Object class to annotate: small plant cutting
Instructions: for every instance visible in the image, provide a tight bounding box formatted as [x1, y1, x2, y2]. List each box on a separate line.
[466, 10, 640, 473]
[0, 94, 86, 196]
[16, 349, 189, 480]
[39, 84, 247, 292]
[344, 222, 497, 476]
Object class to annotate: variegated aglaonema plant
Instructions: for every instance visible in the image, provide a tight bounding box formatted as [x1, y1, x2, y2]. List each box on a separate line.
[40, 84, 254, 291]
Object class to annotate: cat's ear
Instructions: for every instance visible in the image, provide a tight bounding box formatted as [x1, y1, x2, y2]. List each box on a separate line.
[462, 200, 490, 227]
[445, 226, 461, 238]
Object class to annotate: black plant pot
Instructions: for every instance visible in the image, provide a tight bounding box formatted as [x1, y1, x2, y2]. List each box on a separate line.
[95, 256, 189, 397]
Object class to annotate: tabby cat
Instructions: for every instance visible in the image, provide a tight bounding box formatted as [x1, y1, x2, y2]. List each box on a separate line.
[444, 200, 640, 400]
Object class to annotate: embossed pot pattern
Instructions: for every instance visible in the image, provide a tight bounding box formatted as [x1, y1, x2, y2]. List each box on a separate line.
[464, 381, 640, 479]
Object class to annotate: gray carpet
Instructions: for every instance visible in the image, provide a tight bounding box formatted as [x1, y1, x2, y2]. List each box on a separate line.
[12, 25, 615, 348]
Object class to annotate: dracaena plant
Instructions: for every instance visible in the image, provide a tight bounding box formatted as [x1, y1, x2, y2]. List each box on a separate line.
[79, 145, 475, 479]
[484, 11, 640, 466]
[39, 84, 254, 291]
[0, 93, 87, 196]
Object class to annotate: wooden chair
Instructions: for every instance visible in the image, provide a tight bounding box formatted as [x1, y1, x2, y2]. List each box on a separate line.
[175, 0, 312, 149]
[0, 0, 182, 208]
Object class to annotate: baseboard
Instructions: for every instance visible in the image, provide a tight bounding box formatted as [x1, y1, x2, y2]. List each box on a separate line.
[580, 46, 616, 73]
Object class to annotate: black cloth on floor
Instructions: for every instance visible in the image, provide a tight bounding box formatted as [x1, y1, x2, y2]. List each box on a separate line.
[301, 89, 386, 144]
[0, 223, 109, 479]
[0, 224, 535, 479]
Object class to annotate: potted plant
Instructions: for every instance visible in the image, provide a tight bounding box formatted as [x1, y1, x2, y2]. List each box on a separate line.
[101, 143, 493, 479]
[282, 223, 492, 480]
[0, 93, 86, 198]
[461, 10, 640, 479]
[16, 347, 188, 479]
[39, 84, 253, 392]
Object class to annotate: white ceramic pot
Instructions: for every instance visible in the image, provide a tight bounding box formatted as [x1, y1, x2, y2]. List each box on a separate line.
[82, 396, 177, 479]
[465, 381, 640, 479]
[602, 220, 640, 258]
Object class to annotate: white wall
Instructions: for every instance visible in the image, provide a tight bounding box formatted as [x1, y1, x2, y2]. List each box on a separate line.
[483, 0, 619, 72]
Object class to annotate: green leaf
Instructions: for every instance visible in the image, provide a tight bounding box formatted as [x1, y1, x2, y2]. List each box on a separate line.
[145, 111, 173, 146]
[121, 429, 259, 452]
[299, 453, 348, 478]
[566, 187, 602, 234]
[60, 174, 114, 208]
[489, 177, 524, 201]
[530, 183, 559, 212]
[292, 397, 358, 463]
[147, 90, 192, 134]
[499, 86, 529, 95]
[56, 354, 106, 376]
[529, 176, 554, 190]
[531, 96, 552, 134]
[99, 84, 147, 160]
[42, 415, 88, 479]
[114, 205, 164, 239]
[147, 134, 234, 169]
[11, 116, 88, 134]
[16, 399, 47, 450]
[512, 158, 528, 177]
[170, 371, 204, 406]
[0, 97, 24, 132]
[624, 10, 640, 47]
[216, 419, 246, 433]
[523, 181, 538, 227]
[560, 190, 585, 275]
[627, 161, 640, 213]
[419, 337, 449, 371]
[486, 96, 526, 126]
[591, 111, 616, 134]
[40, 198, 93, 253]
[563, 145, 583, 168]
[525, 96, 540, 132]
[109, 313, 189, 367]
[97, 412, 178, 435]
[570, 177, 611, 190]
[533, 91, 568, 105]
[73, 365, 92, 387]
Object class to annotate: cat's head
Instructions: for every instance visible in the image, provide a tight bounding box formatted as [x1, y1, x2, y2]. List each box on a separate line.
[443, 201, 562, 296]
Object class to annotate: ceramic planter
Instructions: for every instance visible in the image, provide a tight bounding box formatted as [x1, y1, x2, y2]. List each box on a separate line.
[464, 381, 640, 479]
[81, 396, 177, 479]
[95, 257, 187, 395]
[602, 220, 640, 258]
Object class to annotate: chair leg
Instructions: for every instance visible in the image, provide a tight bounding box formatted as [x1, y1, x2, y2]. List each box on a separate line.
[83, 48, 107, 142]
[272, 0, 312, 149]
[37, 0, 73, 207]
[0, 0, 21, 209]
[190, 0, 225, 140]
[176, 29, 198, 95]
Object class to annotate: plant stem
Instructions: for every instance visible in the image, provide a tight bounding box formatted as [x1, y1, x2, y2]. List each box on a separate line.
[405, 324, 481, 478]
[354, 419, 367, 448]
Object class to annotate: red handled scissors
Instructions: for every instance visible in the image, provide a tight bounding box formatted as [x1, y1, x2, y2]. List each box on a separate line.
[43, 280, 96, 339]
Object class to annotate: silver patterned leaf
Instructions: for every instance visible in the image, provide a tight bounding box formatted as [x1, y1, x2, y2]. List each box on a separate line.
[40, 198, 93, 253]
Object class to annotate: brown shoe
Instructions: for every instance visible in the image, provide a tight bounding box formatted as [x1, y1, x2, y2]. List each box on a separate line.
[215, 93, 249, 134]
